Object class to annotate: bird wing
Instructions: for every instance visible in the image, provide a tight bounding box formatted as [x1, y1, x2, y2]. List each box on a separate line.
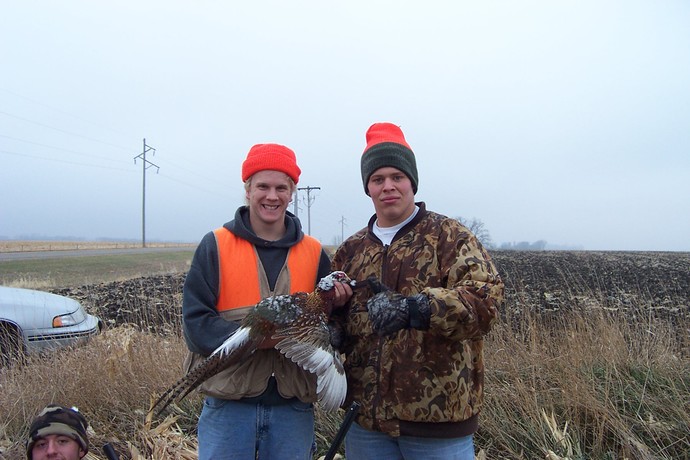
[150, 291, 335, 416]
[272, 319, 347, 411]
[150, 326, 260, 415]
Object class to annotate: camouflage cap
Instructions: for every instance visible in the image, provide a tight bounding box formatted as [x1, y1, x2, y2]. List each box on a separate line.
[26, 405, 89, 459]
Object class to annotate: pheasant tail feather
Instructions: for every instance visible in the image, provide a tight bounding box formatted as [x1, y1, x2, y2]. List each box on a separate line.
[150, 327, 256, 415]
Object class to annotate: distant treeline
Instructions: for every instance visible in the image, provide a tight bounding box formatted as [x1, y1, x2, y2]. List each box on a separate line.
[498, 240, 548, 251]
[455, 217, 569, 251]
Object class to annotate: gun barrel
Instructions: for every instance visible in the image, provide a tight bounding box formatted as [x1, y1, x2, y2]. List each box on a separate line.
[323, 401, 361, 460]
[103, 443, 120, 460]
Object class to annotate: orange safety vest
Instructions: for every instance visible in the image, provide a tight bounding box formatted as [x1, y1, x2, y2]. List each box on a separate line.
[213, 227, 322, 311]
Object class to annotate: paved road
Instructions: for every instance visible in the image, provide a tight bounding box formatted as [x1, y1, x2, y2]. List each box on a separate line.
[0, 246, 195, 262]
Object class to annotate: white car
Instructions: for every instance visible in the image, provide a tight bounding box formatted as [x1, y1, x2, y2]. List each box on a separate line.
[0, 286, 102, 364]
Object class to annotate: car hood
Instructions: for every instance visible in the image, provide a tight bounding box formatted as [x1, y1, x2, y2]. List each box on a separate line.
[0, 286, 83, 323]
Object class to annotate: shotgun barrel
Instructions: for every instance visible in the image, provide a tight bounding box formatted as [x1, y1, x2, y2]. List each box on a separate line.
[323, 401, 361, 460]
[103, 443, 120, 460]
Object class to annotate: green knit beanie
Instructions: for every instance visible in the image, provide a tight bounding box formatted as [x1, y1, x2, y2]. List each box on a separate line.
[360, 122, 418, 195]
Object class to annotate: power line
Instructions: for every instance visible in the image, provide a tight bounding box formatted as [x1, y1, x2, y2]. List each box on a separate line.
[0, 147, 230, 198]
[158, 172, 226, 197]
[0, 133, 126, 164]
[0, 109, 131, 151]
[0, 148, 134, 173]
[1, 97, 230, 198]
[0, 87, 132, 138]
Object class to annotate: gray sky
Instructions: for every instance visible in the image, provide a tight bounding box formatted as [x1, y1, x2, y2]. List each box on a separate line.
[2, 1, 689, 251]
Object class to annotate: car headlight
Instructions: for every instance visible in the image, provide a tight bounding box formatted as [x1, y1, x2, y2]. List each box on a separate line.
[52, 309, 86, 327]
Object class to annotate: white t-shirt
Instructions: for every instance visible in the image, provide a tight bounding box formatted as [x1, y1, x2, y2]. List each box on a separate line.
[372, 206, 420, 246]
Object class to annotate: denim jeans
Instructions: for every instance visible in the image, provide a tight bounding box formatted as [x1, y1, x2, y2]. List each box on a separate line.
[344, 422, 475, 460]
[197, 396, 315, 460]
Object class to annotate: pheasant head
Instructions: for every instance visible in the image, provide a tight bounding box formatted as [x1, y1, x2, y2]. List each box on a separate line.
[310, 271, 357, 308]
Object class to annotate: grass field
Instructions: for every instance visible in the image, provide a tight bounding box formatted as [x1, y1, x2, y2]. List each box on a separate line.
[0, 251, 195, 289]
[0, 240, 196, 253]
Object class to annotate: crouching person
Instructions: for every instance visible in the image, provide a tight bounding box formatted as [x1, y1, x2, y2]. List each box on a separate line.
[26, 405, 89, 460]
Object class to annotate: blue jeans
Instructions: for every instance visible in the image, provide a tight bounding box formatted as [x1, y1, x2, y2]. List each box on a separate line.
[197, 396, 315, 460]
[345, 422, 475, 460]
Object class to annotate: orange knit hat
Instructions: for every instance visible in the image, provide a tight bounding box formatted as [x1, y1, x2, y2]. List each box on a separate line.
[241, 143, 301, 184]
[361, 123, 418, 195]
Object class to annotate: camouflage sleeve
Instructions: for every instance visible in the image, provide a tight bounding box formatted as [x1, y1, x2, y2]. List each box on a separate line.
[423, 220, 505, 341]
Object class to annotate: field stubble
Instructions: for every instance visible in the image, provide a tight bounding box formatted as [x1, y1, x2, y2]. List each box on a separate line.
[1, 250, 688, 459]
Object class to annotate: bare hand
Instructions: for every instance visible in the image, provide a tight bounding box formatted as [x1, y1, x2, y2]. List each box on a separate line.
[331, 281, 354, 310]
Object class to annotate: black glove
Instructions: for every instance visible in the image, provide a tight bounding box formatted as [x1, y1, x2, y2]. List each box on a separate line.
[366, 291, 431, 336]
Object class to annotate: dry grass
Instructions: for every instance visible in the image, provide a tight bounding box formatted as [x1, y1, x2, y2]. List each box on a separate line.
[5, 303, 686, 459]
[0, 327, 195, 459]
[0, 326, 350, 459]
[479, 304, 689, 459]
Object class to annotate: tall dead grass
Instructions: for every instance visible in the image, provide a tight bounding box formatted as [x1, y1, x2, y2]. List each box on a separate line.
[0, 324, 349, 459]
[480, 298, 689, 459]
[0, 326, 201, 459]
[1, 276, 688, 458]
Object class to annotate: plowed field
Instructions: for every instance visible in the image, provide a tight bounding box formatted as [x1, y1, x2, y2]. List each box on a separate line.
[53, 250, 690, 330]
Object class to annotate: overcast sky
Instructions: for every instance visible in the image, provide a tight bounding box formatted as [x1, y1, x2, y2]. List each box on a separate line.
[1, 1, 689, 251]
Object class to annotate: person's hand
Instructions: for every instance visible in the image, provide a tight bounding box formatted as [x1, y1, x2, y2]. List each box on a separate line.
[329, 280, 354, 314]
[366, 291, 430, 336]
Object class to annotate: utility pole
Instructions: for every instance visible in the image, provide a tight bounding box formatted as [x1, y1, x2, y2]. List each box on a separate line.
[293, 188, 299, 217]
[133, 138, 159, 248]
[339, 216, 347, 244]
[297, 185, 320, 235]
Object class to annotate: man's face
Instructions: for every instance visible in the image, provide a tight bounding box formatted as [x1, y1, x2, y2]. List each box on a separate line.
[31, 434, 85, 460]
[367, 166, 416, 227]
[246, 170, 293, 228]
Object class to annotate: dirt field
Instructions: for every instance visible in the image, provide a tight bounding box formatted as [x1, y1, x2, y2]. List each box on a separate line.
[52, 250, 690, 331]
[493, 250, 689, 315]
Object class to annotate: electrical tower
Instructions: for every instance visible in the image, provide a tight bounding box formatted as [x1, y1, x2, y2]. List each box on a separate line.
[297, 186, 320, 235]
[133, 138, 159, 248]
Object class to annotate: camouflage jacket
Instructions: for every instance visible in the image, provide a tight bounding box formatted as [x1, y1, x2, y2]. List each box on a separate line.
[331, 202, 504, 438]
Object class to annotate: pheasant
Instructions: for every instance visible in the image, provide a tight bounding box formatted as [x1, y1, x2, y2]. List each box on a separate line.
[150, 271, 369, 415]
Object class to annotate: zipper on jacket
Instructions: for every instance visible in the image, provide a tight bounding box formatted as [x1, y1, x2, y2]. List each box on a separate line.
[370, 244, 389, 431]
